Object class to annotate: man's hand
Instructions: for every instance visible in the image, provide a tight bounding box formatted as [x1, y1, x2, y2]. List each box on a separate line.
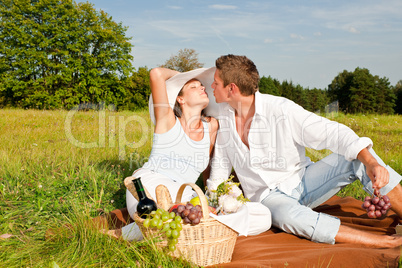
[357, 148, 389, 189]
[365, 163, 389, 189]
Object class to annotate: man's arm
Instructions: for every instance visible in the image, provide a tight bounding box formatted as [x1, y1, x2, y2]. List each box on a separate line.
[357, 148, 389, 189]
[287, 102, 373, 161]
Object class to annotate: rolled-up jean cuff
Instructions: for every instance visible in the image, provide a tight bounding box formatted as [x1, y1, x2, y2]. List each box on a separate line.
[311, 213, 341, 244]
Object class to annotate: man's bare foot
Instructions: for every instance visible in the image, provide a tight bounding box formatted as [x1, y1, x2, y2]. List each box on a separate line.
[336, 225, 402, 248]
[383, 234, 402, 248]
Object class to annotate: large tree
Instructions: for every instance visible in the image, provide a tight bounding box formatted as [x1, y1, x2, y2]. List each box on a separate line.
[121, 67, 151, 111]
[328, 67, 395, 114]
[0, 0, 133, 109]
[394, 80, 402, 114]
[160, 48, 203, 72]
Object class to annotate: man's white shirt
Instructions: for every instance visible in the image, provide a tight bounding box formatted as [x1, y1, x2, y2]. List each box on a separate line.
[208, 91, 373, 202]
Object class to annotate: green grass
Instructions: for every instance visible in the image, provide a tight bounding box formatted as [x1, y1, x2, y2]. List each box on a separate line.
[0, 108, 401, 267]
[0, 108, 196, 267]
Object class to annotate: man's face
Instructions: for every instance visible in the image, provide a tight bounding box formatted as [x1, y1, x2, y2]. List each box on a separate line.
[211, 69, 230, 103]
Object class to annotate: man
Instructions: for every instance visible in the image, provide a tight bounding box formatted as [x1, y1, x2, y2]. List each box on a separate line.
[207, 54, 402, 247]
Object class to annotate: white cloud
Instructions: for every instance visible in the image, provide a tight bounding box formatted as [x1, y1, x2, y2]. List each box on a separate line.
[310, 1, 402, 34]
[147, 20, 200, 39]
[290, 33, 305, 40]
[314, 32, 322, 36]
[348, 26, 360, 34]
[209, 4, 237, 10]
[167, 6, 182, 10]
[264, 38, 273, 43]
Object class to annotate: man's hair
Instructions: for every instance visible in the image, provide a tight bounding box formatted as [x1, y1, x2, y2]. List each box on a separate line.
[215, 54, 259, 96]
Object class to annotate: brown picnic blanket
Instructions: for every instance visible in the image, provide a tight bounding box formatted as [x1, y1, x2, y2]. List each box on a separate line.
[98, 196, 401, 268]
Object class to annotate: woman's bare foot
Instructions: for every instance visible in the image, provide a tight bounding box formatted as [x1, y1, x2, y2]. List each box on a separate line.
[100, 228, 122, 239]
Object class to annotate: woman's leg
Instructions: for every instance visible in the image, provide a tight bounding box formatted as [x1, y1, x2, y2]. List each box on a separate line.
[244, 202, 272, 236]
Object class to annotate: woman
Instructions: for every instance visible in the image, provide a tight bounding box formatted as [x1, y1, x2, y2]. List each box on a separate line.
[116, 67, 271, 240]
[118, 67, 218, 240]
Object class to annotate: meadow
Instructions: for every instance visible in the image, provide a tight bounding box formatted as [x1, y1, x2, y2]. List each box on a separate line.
[0, 108, 401, 267]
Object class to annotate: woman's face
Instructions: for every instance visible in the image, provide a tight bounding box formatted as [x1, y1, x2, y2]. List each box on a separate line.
[179, 79, 209, 108]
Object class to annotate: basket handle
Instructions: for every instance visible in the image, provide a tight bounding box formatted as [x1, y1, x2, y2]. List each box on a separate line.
[175, 183, 210, 220]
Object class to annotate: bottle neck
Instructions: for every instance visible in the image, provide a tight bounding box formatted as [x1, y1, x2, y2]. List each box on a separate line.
[133, 178, 147, 200]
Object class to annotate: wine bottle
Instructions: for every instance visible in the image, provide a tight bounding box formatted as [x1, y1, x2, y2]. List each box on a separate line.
[133, 177, 157, 219]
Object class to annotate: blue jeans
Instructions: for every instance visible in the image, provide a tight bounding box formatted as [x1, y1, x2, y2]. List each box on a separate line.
[261, 149, 401, 244]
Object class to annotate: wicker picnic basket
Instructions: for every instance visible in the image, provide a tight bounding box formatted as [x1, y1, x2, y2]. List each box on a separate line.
[125, 177, 238, 267]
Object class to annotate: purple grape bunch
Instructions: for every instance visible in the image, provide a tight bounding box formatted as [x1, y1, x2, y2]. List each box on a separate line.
[361, 189, 391, 219]
[171, 202, 203, 226]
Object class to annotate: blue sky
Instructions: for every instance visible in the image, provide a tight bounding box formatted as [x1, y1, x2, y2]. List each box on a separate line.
[79, 0, 402, 89]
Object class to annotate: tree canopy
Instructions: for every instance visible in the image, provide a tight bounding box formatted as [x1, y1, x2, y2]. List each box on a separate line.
[394, 80, 402, 114]
[120, 67, 151, 111]
[259, 76, 329, 113]
[0, 0, 133, 109]
[159, 48, 204, 72]
[328, 67, 396, 114]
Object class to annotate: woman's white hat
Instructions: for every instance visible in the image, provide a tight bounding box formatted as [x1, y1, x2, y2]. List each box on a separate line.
[148, 67, 221, 124]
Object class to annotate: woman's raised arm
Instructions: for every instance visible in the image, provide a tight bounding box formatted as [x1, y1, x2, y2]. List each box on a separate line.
[149, 67, 180, 133]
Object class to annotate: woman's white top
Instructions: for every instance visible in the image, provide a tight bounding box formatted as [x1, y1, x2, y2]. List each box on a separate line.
[142, 117, 210, 184]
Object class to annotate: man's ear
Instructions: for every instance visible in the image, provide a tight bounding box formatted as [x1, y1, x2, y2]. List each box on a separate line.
[230, 83, 240, 94]
[226, 83, 233, 97]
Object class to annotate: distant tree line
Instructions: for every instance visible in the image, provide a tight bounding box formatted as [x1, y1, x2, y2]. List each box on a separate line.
[0, 1, 400, 114]
[259, 76, 329, 113]
[259, 67, 400, 115]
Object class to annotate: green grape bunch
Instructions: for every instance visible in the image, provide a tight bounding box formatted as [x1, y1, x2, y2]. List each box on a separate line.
[142, 208, 183, 252]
